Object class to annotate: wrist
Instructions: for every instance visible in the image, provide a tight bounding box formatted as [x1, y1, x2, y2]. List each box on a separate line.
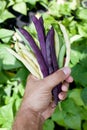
[13, 106, 45, 130]
[20, 100, 45, 122]
[20, 105, 45, 124]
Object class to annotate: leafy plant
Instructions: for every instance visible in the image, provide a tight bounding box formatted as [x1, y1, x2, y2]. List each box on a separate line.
[0, 0, 87, 130]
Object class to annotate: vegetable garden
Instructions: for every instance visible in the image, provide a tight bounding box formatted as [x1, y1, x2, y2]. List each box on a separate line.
[0, 0, 87, 130]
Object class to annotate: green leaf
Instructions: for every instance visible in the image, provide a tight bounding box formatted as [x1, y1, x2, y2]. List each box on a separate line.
[0, 45, 22, 70]
[15, 0, 23, 2]
[64, 112, 81, 130]
[0, 128, 8, 130]
[4, 84, 13, 97]
[68, 20, 77, 36]
[62, 16, 74, 28]
[39, 0, 48, 9]
[13, 2, 27, 15]
[0, 29, 14, 39]
[0, 86, 6, 106]
[0, 59, 2, 71]
[13, 67, 29, 85]
[52, 99, 81, 129]
[17, 83, 24, 97]
[24, 0, 38, 5]
[77, 23, 87, 37]
[0, 1, 6, 12]
[61, 99, 81, 130]
[49, 2, 71, 17]
[43, 119, 54, 130]
[70, 49, 81, 65]
[0, 71, 9, 84]
[0, 103, 13, 128]
[70, 40, 86, 65]
[15, 98, 22, 111]
[43, 15, 57, 30]
[81, 88, 87, 105]
[78, 107, 87, 120]
[52, 106, 66, 126]
[0, 10, 15, 23]
[76, 7, 87, 20]
[7, 0, 15, 7]
[69, 89, 84, 106]
[72, 64, 87, 87]
[0, 29, 14, 43]
[71, 41, 87, 87]
[61, 99, 79, 114]
[69, 0, 80, 10]
[83, 121, 87, 130]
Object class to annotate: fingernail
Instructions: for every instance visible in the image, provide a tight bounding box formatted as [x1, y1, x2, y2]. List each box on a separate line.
[62, 67, 71, 75]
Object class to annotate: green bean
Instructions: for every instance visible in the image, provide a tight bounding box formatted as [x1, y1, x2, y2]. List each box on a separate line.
[58, 44, 66, 68]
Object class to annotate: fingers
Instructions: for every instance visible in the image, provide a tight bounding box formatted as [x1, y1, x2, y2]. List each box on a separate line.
[62, 82, 69, 92]
[43, 67, 71, 90]
[58, 82, 69, 100]
[58, 77, 73, 100]
[58, 92, 67, 100]
[58, 82, 68, 100]
[42, 101, 56, 120]
[65, 76, 73, 83]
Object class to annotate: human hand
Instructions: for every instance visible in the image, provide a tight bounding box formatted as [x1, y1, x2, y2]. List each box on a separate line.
[21, 67, 73, 120]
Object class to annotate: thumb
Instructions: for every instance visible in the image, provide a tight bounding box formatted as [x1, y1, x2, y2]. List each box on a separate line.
[43, 67, 71, 90]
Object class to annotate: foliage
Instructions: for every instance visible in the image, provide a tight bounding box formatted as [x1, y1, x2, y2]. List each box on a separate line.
[0, 0, 87, 130]
[0, 0, 48, 20]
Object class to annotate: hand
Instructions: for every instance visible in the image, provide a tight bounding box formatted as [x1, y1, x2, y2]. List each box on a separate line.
[21, 67, 73, 120]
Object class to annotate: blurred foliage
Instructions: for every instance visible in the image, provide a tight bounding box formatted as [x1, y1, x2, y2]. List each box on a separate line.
[0, 0, 87, 130]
